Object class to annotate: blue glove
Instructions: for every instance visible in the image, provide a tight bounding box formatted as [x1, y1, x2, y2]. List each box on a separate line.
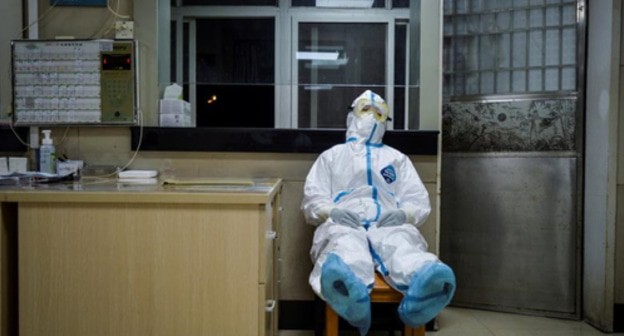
[330, 208, 361, 228]
[377, 210, 406, 228]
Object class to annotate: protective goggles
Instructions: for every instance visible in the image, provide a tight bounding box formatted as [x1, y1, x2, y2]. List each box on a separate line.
[352, 98, 392, 122]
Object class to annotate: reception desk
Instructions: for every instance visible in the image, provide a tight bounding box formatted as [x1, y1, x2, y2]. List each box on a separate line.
[0, 178, 282, 336]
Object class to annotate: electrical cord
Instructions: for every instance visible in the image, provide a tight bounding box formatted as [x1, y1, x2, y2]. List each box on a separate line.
[114, 106, 143, 174]
[80, 106, 143, 182]
[7, 107, 29, 147]
[7, 0, 137, 179]
[107, 0, 130, 20]
[90, 0, 127, 38]
[18, 0, 60, 39]
[55, 126, 71, 146]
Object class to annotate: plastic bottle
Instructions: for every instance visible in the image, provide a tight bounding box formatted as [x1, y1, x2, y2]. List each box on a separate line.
[39, 130, 56, 174]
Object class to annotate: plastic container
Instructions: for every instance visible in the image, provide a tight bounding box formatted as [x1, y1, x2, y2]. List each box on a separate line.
[39, 130, 56, 174]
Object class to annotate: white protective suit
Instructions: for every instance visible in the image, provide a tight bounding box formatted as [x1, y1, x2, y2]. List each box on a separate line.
[302, 91, 438, 297]
[302, 91, 439, 297]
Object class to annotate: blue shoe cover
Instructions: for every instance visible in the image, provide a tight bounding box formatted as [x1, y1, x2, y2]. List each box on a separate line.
[321, 253, 371, 335]
[398, 262, 456, 327]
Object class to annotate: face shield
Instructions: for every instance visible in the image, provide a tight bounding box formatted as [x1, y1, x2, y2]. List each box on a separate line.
[346, 90, 389, 145]
[352, 99, 391, 122]
[350, 90, 391, 123]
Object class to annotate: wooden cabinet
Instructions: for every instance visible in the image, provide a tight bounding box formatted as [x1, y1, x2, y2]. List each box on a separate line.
[1, 179, 281, 336]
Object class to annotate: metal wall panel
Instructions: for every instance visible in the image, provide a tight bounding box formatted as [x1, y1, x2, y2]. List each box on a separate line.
[441, 155, 578, 317]
[442, 99, 577, 152]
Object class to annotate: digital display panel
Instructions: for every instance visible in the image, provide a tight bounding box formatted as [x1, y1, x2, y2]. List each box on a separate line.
[102, 54, 132, 71]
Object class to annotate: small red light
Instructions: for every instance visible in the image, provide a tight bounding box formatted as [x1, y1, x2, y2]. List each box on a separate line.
[126, 57, 131, 64]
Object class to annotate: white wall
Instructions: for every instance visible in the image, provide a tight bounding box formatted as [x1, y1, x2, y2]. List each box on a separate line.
[419, 0, 442, 131]
[617, 0, 624, 308]
[584, 0, 620, 332]
[0, 0, 22, 122]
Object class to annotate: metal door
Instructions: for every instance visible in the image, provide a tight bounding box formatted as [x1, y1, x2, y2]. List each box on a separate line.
[440, 98, 581, 318]
[440, 0, 585, 318]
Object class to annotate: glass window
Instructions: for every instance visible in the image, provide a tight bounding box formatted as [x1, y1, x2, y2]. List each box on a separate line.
[180, 0, 277, 5]
[292, 0, 385, 8]
[194, 18, 274, 127]
[443, 0, 579, 98]
[392, 0, 409, 8]
[297, 23, 386, 128]
[167, 1, 419, 129]
[393, 22, 407, 128]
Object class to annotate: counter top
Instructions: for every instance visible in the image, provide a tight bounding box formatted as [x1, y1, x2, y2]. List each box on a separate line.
[0, 177, 282, 204]
[132, 127, 439, 154]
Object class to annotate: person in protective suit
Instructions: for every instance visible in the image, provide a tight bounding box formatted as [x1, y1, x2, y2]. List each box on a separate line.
[301, 90, 456, 335]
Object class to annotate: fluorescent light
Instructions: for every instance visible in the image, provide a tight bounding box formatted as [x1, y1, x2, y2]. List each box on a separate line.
[304, 84, 334, 90]
[296, 51, 340, 61]
[316, 0, 374, 8]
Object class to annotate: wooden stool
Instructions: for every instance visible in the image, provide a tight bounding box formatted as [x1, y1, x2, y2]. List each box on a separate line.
[325, 273, 426, 336]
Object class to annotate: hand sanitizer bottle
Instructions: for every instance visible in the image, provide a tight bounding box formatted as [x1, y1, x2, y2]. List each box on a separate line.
[39, 130, 56, 174]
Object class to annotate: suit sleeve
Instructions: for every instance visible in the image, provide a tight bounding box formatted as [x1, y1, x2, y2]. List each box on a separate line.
[395, 154, 431, 227]
[301, 151, 335, 226]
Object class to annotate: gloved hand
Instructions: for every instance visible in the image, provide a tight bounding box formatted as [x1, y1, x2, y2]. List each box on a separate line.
[330, 208, 361, 228]
[377, 210, 406, 228]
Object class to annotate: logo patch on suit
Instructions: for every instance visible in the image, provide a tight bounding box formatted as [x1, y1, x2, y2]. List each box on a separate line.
[380, 165, 396, 184]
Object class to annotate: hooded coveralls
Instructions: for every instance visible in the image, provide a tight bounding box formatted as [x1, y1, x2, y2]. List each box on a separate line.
[301, 91, 454, 333]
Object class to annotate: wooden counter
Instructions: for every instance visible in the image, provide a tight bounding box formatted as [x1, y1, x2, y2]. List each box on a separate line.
[0, 178, 282, 336]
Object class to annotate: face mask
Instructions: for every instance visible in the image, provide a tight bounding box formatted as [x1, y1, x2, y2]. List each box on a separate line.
[347, 112, 385, 145]
[352, 112, 378, 135]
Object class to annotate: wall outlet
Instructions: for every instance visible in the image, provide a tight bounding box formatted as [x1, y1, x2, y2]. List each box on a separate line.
[115, 21, 134, 39]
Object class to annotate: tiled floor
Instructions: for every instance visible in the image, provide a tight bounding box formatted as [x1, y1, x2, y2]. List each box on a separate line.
[435, 307, 623, 336]
[279, 307, 624, 336]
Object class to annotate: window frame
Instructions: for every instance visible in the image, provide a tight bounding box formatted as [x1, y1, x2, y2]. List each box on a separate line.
[164, 1, 417, 130]
[290, 14, 399, 129]
[442, 0, 582, 100]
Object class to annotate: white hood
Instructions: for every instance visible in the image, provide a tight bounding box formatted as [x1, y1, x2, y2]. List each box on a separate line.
[345, 90, 387, 145]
